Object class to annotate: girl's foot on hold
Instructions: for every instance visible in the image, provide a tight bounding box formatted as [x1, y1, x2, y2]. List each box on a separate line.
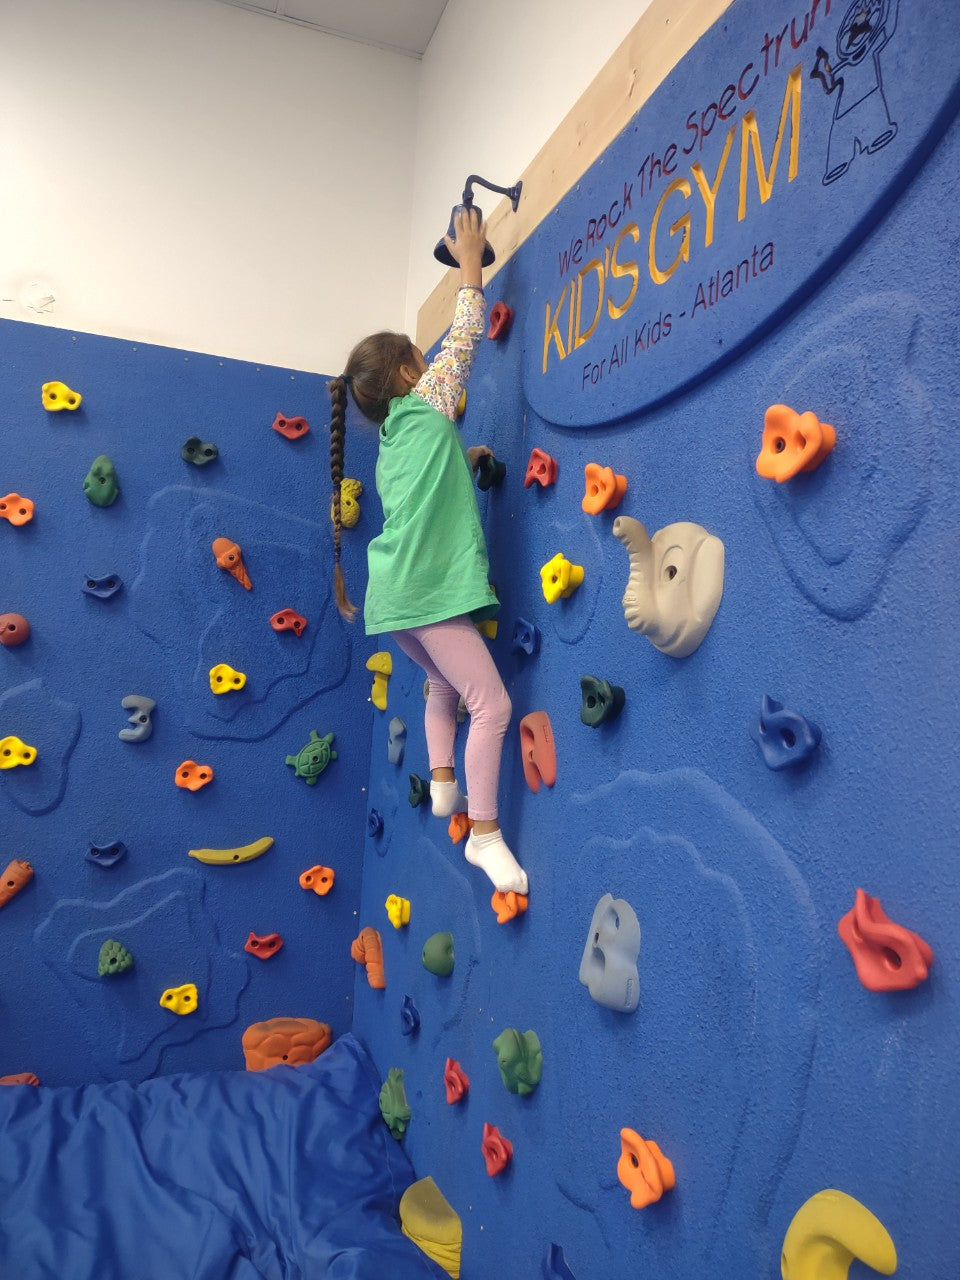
[430, 778, 468, 818]
[465, 829, 528, 895]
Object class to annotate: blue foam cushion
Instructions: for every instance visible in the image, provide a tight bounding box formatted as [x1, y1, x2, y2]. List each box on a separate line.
[0, 1033, 447, 1279]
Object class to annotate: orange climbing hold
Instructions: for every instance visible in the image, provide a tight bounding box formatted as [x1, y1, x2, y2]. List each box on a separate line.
[0, 859, 33, 909]
[242, 1016, 332, 1071]
[174, 760, 214, 791]
[491, 889, 529, 924]
[0, 494, 35, 527]
[756, 405, 836, 482]
[617, 1129, 676, 1209]
[0, 1072, 40, 1086]
[351, 926, 386, 989]
[582, 464, 627, 514]
[212, 536, 252, 589]
[837, 888, 933, 992]
[299, 865, 335, 896]
[448, 813, 473, 844]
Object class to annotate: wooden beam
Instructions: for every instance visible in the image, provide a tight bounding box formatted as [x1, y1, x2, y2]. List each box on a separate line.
[416, 0, 735, 351]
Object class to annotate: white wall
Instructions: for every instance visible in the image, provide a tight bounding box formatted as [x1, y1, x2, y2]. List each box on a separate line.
[0, 0, 649, 370]
[403, 0, 653, 336]
[0, 0, 419, 374]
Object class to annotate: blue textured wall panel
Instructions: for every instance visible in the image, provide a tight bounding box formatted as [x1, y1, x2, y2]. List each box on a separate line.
[353, 1, 960, 1276]
[0, 322, 379, 1084]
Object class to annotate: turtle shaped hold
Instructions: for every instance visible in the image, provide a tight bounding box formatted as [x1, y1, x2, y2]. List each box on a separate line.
[285, 730, 337, 784]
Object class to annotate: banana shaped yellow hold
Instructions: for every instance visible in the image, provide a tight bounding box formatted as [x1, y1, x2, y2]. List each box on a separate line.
[781, 1189, 897, 1280]
[188, 837, 274, 865]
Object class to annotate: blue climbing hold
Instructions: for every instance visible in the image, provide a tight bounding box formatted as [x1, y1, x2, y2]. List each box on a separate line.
[751, 694, 821, 770]
[81, 573, 123, 600]
[543, 1244, 579, 1279]
[368, 809, 384, 838]
[511, 618, 540, 656]
[400, 995, 420, 1036]
[86, 840, 128, 868]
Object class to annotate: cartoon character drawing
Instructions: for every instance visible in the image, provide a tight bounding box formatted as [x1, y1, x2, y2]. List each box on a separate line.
[811, 0, 899, 184]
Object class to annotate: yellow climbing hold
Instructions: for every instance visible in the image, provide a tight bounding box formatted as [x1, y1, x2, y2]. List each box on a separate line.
[385, 894, 411, 929]
[41, 381, 82, 411]
[476, 619, 498, 639]
[399, 1176, 462, 1280]
[331, 477, 363, 529]
[456, 388, 466, 418]
[366, 651, 392, 711]
[781, 1189, 897, 1280]
[209, 663, 247, 694]
[159, 983, 198, 1016]
[188, 836, 274, 865]
[0, 736, 37, 770]
[540, 553, 584, 604]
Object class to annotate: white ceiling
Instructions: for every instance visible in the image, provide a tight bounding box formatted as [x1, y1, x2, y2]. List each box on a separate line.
[210, 0, 450, 57]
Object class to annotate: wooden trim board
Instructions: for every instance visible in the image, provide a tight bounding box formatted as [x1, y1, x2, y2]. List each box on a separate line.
[416, 0, 736, 351]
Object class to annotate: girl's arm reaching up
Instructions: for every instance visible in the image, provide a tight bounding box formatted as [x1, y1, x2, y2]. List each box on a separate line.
[415, 207, 488, 421]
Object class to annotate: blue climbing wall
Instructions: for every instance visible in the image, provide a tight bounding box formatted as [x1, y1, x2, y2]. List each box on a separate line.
[0, 322, 378, 1084]
[353, 0, 960, 1276]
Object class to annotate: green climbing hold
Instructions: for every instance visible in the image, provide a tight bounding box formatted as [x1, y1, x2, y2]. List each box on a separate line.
[98, 939, 134, 977]
[83, 455, 120, 507]
[408, 773, 430, 807]
[285, 730, 337, 784]
[493, 1028, 543, 1096]
[379, 1066, 411, 1139]
[421, 931, 454, 977]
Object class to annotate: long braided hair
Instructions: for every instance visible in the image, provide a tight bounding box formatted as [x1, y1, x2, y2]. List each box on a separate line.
[328, 331, 417, 623]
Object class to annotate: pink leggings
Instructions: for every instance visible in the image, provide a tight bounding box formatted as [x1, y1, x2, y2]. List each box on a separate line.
[390, 615, 512, 822]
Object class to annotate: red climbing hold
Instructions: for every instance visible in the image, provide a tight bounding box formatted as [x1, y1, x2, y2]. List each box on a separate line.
[443, 1058, 470, 1104]
[837, 888, 933, 992]
[272, 413, 310, 440]
[487, 302, 514, 341]
[524, 449, 558, 489]
[519, 711, 556, 793]
[481, 1123, 513, 1176]
[244, 931, 284, 959]
[270, 608, 307, 635]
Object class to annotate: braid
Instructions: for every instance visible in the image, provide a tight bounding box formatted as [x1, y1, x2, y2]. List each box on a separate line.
[328, 377, 357, 622]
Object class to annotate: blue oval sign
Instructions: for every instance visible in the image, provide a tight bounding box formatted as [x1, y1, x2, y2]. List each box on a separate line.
[522, 0, 960, 427]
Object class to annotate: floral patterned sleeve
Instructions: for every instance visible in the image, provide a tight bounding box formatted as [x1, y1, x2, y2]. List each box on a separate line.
[413, 286, 485, 421]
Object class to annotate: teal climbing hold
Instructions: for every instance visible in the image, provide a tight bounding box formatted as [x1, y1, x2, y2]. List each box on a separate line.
[98, 939, 134, 977]
[285, 730, 337, 784]
[408, 773, 430, 807]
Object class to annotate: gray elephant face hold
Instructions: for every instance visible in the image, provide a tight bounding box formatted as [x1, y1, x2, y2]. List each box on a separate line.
[612, 516, 725, 659]
[578, 893, 641, 1013]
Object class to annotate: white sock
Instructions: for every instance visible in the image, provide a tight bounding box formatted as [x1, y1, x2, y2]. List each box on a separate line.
[430, 779, 468, 818]
[465, 829, 529, 895]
